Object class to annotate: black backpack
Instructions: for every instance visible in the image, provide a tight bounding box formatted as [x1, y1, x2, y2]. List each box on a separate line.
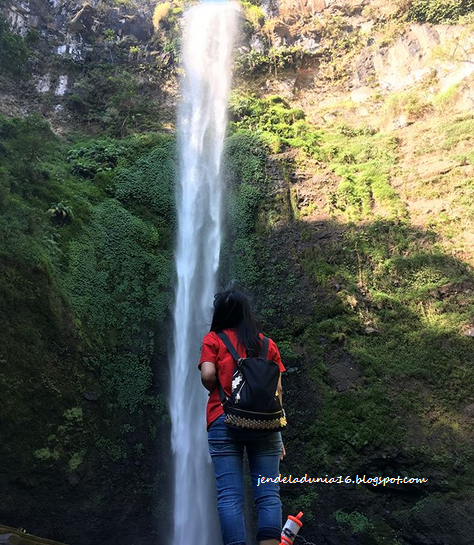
[217, 331, 287, 432]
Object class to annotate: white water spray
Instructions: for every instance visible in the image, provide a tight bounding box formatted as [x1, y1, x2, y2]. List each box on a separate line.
[169, 3, 239, 544]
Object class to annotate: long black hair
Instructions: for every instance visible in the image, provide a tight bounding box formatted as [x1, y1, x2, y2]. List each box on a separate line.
[210, 289, 261, 356]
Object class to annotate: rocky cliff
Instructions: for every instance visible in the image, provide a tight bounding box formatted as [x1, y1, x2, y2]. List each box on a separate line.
[2, 1, 474, 544]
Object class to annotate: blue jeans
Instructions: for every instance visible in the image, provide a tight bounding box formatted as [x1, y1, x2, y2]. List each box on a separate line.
[208, 413, 282, 545]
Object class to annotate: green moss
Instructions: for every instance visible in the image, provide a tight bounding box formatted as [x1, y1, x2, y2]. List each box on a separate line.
[229, 93, 319, 155]
[88, 352, 153, 413]
[321, 127, 406, 220]
[241, 1, 266, 30]
[94, 436, 127, 462]
[385, 89, 432, 120]
[235, 46, 305, 76]
[334, 510, 374, 533]
[68, 450, 86, 472]
[229, 94, 404, 220]
[300, 220, 474, 473]
[66, 66, 160, 135]
[63, 407, 83, 423]
[439, 114, 474, 150]
[34, 447, 60, 462]
[0, 115, 176, 516]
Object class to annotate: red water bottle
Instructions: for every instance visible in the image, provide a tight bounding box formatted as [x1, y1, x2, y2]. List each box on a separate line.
[280, 511, 304, 545]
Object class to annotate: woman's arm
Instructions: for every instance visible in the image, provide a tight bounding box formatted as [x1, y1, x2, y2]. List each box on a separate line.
[277, 373, 286, 460]
[201, 361, 217, 392]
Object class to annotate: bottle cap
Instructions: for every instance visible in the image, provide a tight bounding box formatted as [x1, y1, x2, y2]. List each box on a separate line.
[287, 512, 304, 527]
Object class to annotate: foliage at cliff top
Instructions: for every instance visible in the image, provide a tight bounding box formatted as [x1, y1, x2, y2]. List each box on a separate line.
[406, 0, 474, 23]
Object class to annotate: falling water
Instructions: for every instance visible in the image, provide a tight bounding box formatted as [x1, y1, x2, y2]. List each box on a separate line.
[169, 2, 239, 544]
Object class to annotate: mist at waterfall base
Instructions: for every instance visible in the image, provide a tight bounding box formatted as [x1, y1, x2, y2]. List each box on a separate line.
[168, 2, 239, 545]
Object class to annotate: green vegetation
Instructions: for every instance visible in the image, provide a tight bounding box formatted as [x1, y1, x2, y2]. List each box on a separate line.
[302, 219, 474, 460]
[334, 510, 374, 533]
[3, 2, 474, 540]
[223, 131, 268, 288]
[230, 94, 405, 220]
[236, 46, 305, 77]
[68, 66, 158, 135]
[229, 93, 318, 153]
[315, 13, 363, 84]
[0, 114, 176, 511]
[222, 91, 474, 543]
[240, 0, 266, 32]
[0, 14, 28, 78]
[63, 135, 175, 405]
[85, 352, 154, 412]
[385, 89, 432, 121]
[408, 0, 474, 23]
[320, 125, 407, 220]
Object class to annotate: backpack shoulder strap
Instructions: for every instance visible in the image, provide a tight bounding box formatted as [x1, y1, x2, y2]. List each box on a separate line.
[217, 331, 240, 362]
[260, 336, 269, 359]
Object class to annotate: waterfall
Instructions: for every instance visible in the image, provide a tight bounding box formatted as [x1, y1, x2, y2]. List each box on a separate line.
[169, 2, 239, 544]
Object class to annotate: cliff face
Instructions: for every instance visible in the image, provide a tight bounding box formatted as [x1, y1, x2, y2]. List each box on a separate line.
[2, 1, 474, 545]
[4, 0, 154, 47]
[2, 0, 474, 129]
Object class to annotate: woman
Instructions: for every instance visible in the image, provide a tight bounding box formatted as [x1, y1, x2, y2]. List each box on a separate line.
[199, 289, 286, 545]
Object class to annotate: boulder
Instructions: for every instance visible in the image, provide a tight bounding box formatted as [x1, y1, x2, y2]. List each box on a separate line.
[0, 526, 68, 545]
[278, 0, 327, 21]
[68, 3, 97, 34]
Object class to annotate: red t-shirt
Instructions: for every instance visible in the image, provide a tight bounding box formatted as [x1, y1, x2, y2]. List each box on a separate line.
[199, 329, 285, 429]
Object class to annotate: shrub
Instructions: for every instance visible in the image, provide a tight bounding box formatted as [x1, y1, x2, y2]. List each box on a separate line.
[68, 139, 128, 178]
[385, 89, 432, 120]
[229, 94, 319, 155]
[90, 352, 153, 413]
[0, 15, 28, 77]
[408, 0, 474, 23]
[236, 46, 304, 76]
[241, 1, 266, 31]
[153, 2, 171, 31]
[65, 198, 173, 349]
[113, 138, 176, 225]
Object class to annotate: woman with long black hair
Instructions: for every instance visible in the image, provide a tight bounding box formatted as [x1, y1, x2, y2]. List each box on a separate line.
[199, 289, 286, 545]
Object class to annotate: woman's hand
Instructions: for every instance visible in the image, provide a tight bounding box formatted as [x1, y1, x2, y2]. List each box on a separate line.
[280, 441, 286, 461]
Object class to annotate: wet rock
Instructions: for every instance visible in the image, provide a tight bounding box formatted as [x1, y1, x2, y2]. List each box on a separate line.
[54, 75, 68, 96]
[272, 21, 293, 47]
[325, 347, 363, 392]
[401, 498, 474, 545]
[83, 390, 100, 401]
[0, 526, 68, 545]
[250, 34, 265, 54]
[461, 403, 474, 417]
[36, 74, 51, 94]
[103, 8, 153, 42]
[68, 472, 79, 486]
